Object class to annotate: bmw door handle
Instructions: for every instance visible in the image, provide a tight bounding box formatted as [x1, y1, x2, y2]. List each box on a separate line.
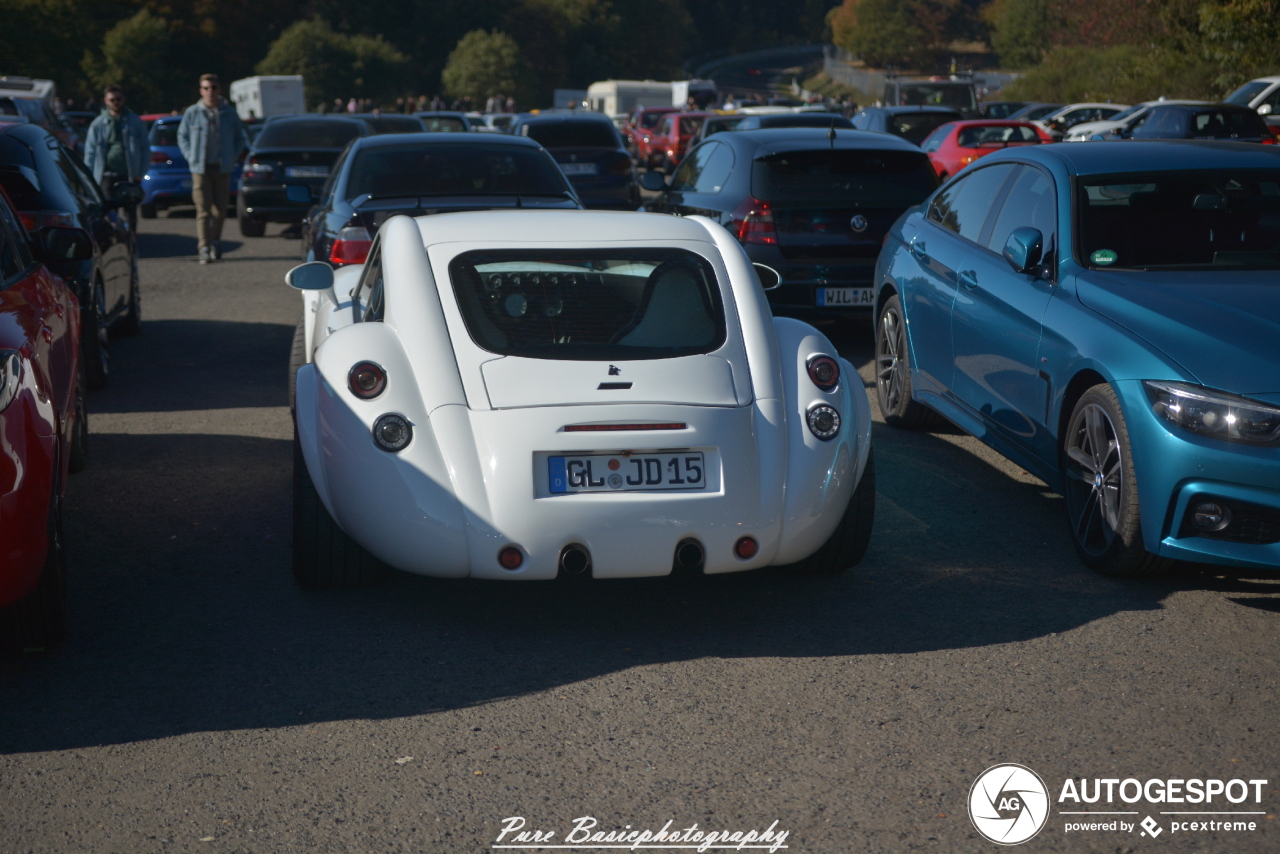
[908, 238, 928, 261]
[959, 270, 979, 290]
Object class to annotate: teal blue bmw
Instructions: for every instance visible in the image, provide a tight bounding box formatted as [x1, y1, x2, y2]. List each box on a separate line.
[873, 141, 1280, 575]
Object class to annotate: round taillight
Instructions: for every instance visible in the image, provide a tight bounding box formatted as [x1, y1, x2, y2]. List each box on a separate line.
[498, 546, 524, 569]
[372, 413, 412, 452]
[734, 536, 758, 560]
[807, 404, 841, 441]
[807, 355, 840, 391]
[349, 361, 386, 399]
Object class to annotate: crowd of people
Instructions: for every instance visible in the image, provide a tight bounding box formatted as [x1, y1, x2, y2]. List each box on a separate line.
[317, 93, 519, 114]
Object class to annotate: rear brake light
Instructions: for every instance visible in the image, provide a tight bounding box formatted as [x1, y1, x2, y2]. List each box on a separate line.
[150, 151, 169, 163]
[242, 159, 275, 181]
[17, 210, 75, 234]
[348, 361, 386, 399]
[807, 355, 840, 391]
[608, 153, 632, 175]
[563, 422, 687, 432]
[731, 195, 777, 245]
[329, 225, 372, 265]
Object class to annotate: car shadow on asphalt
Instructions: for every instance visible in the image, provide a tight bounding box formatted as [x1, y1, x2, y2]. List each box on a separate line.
[136, 231, 244, 259]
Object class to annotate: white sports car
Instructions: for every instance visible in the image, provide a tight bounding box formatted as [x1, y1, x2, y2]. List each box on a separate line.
[286, 210, 874, 585]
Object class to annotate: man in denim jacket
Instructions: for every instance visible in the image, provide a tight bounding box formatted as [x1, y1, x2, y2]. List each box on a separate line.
[177, 73, 248, 263]
[83, 84, 149, 233]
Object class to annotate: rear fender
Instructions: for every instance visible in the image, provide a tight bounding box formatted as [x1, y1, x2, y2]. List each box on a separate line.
[304, 263, 363, 362]
[772, 317, 871, 564]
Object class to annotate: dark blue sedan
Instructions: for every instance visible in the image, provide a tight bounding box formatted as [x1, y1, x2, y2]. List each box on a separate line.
[873, 141, 1280, 574]
[510, 112, 637, 210]
[139, 115, 242, 218]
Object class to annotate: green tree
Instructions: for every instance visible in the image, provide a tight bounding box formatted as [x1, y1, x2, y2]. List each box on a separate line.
[257, 18, 409, 107]
[983, 0, 1061, 68]
[1199, 0, 1280, 90]
[828, 0, 969, 69]
[81, 9, 174, 112]
[440, 29, 533, 103]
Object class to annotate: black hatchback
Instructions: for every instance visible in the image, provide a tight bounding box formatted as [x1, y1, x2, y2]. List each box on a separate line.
[1127, 103, 1276, 144]
[852, 106, 965, 146]
[641, 128, 937, 319]
[301, 133, 581, 266]
[237, 116, 373, 237]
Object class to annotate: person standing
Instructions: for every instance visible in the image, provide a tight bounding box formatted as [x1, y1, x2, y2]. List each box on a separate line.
[177, 73, 248, 264]
[83, 84, 148, 235]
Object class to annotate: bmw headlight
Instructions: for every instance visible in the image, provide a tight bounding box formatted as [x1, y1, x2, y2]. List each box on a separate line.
[1144, 381, 1280, 446]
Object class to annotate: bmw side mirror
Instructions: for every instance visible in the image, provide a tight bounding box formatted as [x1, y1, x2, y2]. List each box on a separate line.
[752, 263, 781, 291]
[1002, 227, 1043, 274]
[38, 226, 94, 262]
[639, 171, 668, 192]
[285, 261, 335, 291]
[110, 181, 145, 207]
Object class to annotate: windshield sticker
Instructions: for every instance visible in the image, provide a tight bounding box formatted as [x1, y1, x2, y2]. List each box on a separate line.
[1091, 249, 1118, 266]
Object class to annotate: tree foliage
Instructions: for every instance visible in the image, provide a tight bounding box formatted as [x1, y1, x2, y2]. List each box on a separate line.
[81, 9, 173, 111]
[256, 19, 409, 107]
[440, 30, 532, 103]
[1199, 0, 1280, 90]
[828, 0, 977, 69]
[983, 0, 1062, 68]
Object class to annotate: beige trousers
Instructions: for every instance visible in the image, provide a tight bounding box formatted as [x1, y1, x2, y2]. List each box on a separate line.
[191, 166, 230, 251]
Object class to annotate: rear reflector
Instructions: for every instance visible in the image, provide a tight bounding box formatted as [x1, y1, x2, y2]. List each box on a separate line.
[498, 546, 524, 569]
[734, 536, 759, 559]
[564, 422, 687, 432]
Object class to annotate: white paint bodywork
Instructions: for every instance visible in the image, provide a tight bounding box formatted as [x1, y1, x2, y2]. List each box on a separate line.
[293, 211, 872, 579]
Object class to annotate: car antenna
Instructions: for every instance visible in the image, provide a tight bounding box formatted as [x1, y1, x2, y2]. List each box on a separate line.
[516, 194, 522, 208]
[828, 118, 837, 146]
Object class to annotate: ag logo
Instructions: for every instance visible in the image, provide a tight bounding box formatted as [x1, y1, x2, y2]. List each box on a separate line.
[968, 764, 1050, 845]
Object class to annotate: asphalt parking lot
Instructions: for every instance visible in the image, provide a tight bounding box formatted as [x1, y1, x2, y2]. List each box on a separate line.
[1, 213, 1277, 853]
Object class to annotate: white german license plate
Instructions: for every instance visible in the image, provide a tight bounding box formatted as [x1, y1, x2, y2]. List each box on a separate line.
[817, 287, 874, 307]
[286, 165, 329, 178]
[549, 452, 705, 494]
[560, 162, 598, 175]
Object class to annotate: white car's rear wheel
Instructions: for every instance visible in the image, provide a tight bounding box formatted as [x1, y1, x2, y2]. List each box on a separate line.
[780, 448, 876, 574]
[292, 431, 383, 588]
[288, 316, 304, 414]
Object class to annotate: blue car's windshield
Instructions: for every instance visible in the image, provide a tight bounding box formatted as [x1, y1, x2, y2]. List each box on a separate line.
[1078, 170, 1280, 270]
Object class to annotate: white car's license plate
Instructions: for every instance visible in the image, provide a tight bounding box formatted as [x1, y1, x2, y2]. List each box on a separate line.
[560, 162, 598, 175]
[286, 165, 329, 178]
[817, 287, 874, 307]
[549, 452, 705, 494]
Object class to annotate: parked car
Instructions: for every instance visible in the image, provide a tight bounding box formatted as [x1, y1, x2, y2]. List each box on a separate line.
[640, 111, 713, 172]
[691, 114, 745, 145]
[1064, 100, 1213, 141]
[140, 115, 245, 219]
[286, 211, 875, 584]
[511, 112, 637, 209]
[237, 115, 373, 237]
[476, 113, 516, 133]
[641, 128, 937, 319]
[851, 106, 964, 146]
[1224, 75, 1280, 129]
[1033, 103, 1129, 139]
[882, 77, 979, 117]
[979, 101, 1029, 119]
[0, 186, 89, 650]
[0, 95, 79, 153]
[413, 111, 472, 132]
[733, 113, 854, 131]
[1125, 103, 1276, 144]
[0, 121, 141, 388]
[301, 133, 581, 266]
[58, 110, 96, 146]
[348, 113, 426, 134]
[919, 120, 1052, 179]
[623, 105, 679, 162]
[873, 141, 1280, 575]
[1007, 103, 1064, 122]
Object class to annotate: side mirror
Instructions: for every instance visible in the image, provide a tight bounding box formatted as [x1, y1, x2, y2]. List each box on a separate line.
[752, 263, 781, 291]
[1002, 227, 1043, 274]
[1259, 104, 1273, 116]
[639, 171, 668, 192]
[285, 261, 335, 291]
[111, 181, 145, 207]
[285, 185, 313, 203]
[38, 226, 94, 262]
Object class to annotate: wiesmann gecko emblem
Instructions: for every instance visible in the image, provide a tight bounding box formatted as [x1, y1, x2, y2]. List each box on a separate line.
[608, 365, 621, 376]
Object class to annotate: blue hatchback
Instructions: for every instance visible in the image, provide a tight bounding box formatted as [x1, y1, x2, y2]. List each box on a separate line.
[139, 116, 241, 218]
[873, 141, 1280, 574]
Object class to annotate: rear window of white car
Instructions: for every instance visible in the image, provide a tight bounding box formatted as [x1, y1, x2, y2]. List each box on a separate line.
[449, 249, 725, 360]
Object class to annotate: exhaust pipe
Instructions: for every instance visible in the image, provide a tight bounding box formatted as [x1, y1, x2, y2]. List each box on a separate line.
[559, 545, 591, 576]
[675, 539, 705, 570]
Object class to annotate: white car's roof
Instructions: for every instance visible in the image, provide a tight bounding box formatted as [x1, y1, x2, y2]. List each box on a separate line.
[414, 210, 715, 247]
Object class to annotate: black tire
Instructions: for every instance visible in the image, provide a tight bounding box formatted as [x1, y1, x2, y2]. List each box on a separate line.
[292, 430, 382, 588]
[239, 200, 266, 237]
[1061, 385, 1164, 577]
[81, 279, 109, 390]
[288, 315, 305, 414]
[0, 484, 67, 652]
[68, 359, 88, 473]
[139, 202, 157, 219]
[780, 448, 876, 574]
[875, 294, 943, 429]
[116, 255, 141, 337]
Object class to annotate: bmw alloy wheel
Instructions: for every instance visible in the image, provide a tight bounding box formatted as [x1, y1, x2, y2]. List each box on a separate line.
[876, 305, 906, 413]
[1063, 403, 1123, 556]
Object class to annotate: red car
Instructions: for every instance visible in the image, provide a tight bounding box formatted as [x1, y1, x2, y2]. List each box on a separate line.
[919, 120, 1053, 180]
[624, 105, 679, 166]
[0, 187, 88, 651]
[643, 110, 713, 172]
